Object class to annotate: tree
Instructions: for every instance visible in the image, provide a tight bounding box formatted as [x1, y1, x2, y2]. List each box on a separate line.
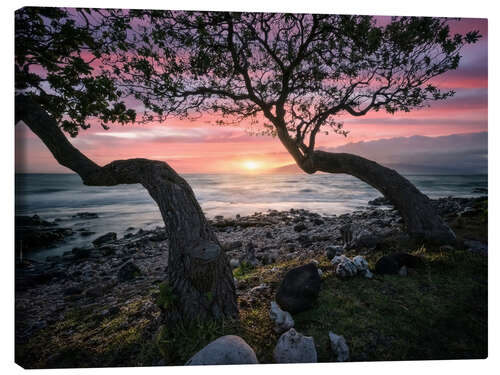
[15, 7, 238, 323]
[116, 11, 480, 244]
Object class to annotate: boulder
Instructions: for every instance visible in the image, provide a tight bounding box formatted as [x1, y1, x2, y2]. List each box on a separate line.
[186, 335, 259, 365]
[328, 331, 349, 362]
[375, 253, 422, 275]
[270, 301, 294, 333]
[326, 245, 343, 260]
[93, 232, 117, 246]
[335, 258, 358, 278]
[341, 223, 380, 249]
[293, 223, 307, 232]
[273, 328, 317, 363]
[117, 261, 141, 282]
[276, 263, 321, 314]
[352, 255, 369, 273]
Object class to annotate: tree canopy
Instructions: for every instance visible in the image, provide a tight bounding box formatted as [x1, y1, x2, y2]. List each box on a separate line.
[112, 12, 480, 165]
[15, 7, 135, 136]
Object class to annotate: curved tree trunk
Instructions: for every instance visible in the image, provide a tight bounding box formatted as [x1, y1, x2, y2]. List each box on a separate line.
[15, 94, 238, 323]
[309, 150, 456, 244]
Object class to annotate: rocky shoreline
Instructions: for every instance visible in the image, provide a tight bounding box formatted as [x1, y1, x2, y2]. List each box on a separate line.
[15, 195, 487, 354]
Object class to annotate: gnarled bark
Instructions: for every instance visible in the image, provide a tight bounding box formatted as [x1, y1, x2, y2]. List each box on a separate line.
[15, 94, 238, 322]
[305, 150, 456, 244]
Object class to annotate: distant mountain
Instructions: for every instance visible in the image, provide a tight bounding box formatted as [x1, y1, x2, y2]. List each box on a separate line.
[269, 132, 487, 175]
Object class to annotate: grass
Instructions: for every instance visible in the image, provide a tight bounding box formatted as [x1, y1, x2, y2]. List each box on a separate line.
[16, 207, 487, 367]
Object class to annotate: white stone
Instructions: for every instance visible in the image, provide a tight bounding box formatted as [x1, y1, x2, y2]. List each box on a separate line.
[361, 269, 374, 279]
[398, 266, 408, 277]
[331, 255, 348, 266]
[317, 268, 323, 278]
[270, 301, 294, 333]
[230, 258, 240, 269]
[186, 335, 259, 365]
[329, 331, 349, 362]
[273, 328, 317, 363]
[352, 255, 369, 273]
[336, 258, 358, 278]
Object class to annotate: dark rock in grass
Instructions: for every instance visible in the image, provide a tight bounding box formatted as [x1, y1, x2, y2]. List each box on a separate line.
[276, 263, 321, 314]
[73, 212, 99, 219]
[186, 335, 259, 365]
[92, 232, 117, 246]
[117, 261, 141, 282]
[293, 223, 307, 232]
[374, 256, 399, 275]
[375, 253, 423, 275]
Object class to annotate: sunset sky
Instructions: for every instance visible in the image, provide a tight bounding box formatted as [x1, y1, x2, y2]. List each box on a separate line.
[15, 16, 488, 174]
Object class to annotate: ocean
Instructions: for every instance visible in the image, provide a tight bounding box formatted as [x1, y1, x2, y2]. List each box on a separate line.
[15, 173, 487, 260]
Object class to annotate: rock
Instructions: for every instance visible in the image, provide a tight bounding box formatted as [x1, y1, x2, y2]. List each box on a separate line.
[317, 268, 323, 278]
[293, 223, 307, 232]
[331, 255, 348, 266]
[310, 259, 319, 267]
[375, 253, 422, 275]
[72, 247, 92, 260]
[458, 207, 478, 217]
[63, 286, 83, 296]
[186, 335, 259, 365]
[335, 258, 358, 278]
[229, 258, 240, 269]
[352, 255, 369, 273]
[398, 266, 408, 277]
[92, 232, 117, 246]
[85, 285, 105, 298]
[73, 212, 99, 219]
[374, 255, 399, 275]
[368, 197, 391, 206]
[276, 263, 321, 314]
[270, 301, 294, 333]
[223, 240, 242, 251]
[328, 331, 349, 362]
[363, 269, 374, 279]
[273, 328, 317, 363]
[326, 245, 343, 260]
[341, 223, 380, 249]
[117, 261, 141, 282]
[313, 218, 324, 225]
[464, 240, 487, 255]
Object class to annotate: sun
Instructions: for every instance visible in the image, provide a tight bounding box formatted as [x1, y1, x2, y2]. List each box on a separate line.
[243, 160, 259, 171]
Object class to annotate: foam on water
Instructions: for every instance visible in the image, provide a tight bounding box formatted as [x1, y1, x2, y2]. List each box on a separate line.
[15, 173, 487, 260]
